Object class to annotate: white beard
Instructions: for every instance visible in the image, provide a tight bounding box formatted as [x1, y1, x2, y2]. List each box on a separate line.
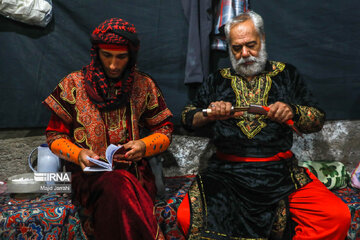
[229, 41, 268, 77]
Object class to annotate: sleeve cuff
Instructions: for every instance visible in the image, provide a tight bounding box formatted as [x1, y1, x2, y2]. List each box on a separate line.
[182, 108, 203, 130]
[140, 133, 170, 157]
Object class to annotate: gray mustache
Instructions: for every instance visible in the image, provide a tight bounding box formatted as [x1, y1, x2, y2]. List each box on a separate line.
[238, 56, 257, 64]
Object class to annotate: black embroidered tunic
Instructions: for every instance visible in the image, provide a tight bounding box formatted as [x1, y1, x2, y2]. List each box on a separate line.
[182, 61, 325, 157]
[181, 61, 325, 240]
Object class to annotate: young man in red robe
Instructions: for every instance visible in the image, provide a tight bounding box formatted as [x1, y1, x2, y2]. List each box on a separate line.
[43, 18, 172, 240]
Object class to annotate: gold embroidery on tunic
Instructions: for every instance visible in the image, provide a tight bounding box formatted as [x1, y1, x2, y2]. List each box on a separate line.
[181, 105, 197, 125]
[294, 105, 325, 133]
[104, 108, 128, 144]
[188, 179, 204, 240]
[146, 91, 160, 110]
[130, 100, 136, 140]
[59, 77, 77, 104]
[74, 127, 86, 142]
[48, 94, 73, 121]
[220, 62, 285, 139]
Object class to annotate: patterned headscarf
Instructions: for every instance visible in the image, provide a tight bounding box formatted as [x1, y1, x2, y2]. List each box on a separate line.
[83, 18, 140, 110]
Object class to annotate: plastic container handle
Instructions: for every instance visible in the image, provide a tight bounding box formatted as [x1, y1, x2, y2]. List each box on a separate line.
[28, 147, 38, 173]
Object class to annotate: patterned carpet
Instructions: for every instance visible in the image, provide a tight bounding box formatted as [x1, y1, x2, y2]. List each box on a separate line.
[333, 187, 360, 240]
[0, 193, 86, 239]
[155, 176, 195, 240]
[0, 176, 359, 240]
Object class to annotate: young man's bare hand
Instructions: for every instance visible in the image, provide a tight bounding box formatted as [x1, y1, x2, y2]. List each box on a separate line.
[114, 140, 146, 162]
[78, 149, 98, 171]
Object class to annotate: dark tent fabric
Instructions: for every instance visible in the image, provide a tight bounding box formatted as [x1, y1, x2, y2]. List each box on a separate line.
[0, 0, 189, 128]
[0, 1, 360, 129]
[181, 0, 212, 84]
[250, 0, 360, 120]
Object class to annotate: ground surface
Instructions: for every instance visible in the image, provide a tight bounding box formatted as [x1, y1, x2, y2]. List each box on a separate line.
[0, 129, 46, 181]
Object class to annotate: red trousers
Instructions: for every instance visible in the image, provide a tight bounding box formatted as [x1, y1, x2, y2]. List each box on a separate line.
[177, 169, 351, 240]
[289, 169, 351, 240]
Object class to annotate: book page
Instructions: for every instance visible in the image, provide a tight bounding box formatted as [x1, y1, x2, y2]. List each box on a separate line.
[105, 144, 124, 166]
[87, 158, 111, 169]
[83, 144, 123, 172]
[83, 166, 113, 172]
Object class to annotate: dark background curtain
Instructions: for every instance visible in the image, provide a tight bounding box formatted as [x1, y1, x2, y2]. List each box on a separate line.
[250, 0, 360, 120]
[0, 0, 189, 128]
[0, 0, 359, 130]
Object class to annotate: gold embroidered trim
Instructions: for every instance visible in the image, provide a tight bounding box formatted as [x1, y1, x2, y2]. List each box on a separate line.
[269, 199, 287, 239]
[145, 108, 172, 123]
[198, 175, 208, 227]
[104, 108, 127, 132]
[155, 223, 159, 240]
[74, 106, 102, 152]
[59, 80, 76, 105]
[291, 166, 312, 189]
[219, 62, 286, 139]
[46, 131, 71, 147]
[188, 179, 204, 240]
[74, 127, 86, 143]
[188, 175, 268, 240]
[294, 105, 325, 133]
[130, 99, 136, 140]
[267, 61, 286, 77]
[181, 105, 197, 125]
[47, 94, 73, 123]
[146, 92, 160, 110]
[221, 69, 271, 139]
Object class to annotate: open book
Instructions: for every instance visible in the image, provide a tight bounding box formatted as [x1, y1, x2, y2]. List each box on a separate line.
[83, 144, 124, 172]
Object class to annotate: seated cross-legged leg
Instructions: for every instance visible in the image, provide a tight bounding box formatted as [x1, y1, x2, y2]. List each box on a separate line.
[72, 169, 159, 240]
[289, 169, 351, 240]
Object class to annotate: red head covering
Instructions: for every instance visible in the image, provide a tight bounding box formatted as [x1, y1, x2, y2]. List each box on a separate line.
[83, 18, 140, 110]
[97, 43, 128, 51]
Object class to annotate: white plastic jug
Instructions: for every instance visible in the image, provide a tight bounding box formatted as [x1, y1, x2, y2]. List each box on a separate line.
[28, 144, 61, 173]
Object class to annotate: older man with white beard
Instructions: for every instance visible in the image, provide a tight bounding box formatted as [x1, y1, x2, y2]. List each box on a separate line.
[179, 10, 350, 240]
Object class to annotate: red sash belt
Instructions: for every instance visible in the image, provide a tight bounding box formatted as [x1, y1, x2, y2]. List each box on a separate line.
[216, 150, 293, 162]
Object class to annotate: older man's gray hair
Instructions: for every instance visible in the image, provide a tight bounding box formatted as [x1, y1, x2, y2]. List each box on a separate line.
[224, 11, 265, 42]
